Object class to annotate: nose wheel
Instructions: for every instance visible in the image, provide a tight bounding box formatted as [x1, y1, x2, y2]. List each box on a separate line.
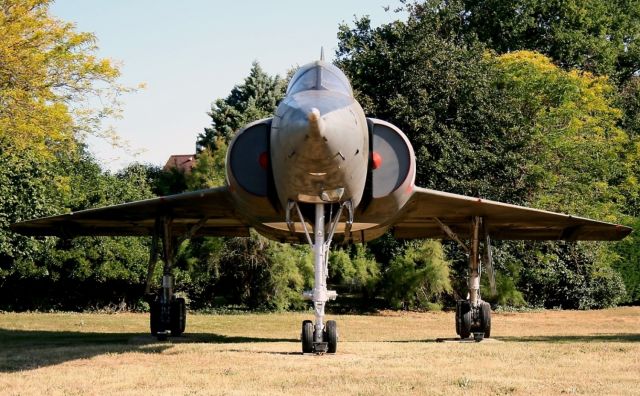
[301, 319, 338, 354]
[301, 320, 313, 353]
[325, 320, 338, 353]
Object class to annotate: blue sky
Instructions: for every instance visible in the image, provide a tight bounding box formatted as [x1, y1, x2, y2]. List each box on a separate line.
[50, 0, 405, 171]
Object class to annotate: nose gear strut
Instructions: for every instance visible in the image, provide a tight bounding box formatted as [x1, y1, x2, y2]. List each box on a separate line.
[289, 200, 352, 353]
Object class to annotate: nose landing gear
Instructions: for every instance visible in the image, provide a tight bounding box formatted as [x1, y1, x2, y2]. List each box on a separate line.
[290, 201, 350, 354]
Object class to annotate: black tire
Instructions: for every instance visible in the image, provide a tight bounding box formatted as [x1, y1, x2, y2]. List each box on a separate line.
[150, 300, 160, 336]
[170, 298, 186, 336]
[457, 301, 472, 339]
[325, 320, 338, 353]
[302, 320, 313, 353]
[455, 301, 461, 335]
[480, 301, 491, 338]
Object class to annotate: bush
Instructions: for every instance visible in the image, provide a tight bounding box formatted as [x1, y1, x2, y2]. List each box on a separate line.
[382, 240, 452, 310]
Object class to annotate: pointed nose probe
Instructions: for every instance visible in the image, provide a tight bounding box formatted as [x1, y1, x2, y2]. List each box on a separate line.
[307, 108, 324, 139]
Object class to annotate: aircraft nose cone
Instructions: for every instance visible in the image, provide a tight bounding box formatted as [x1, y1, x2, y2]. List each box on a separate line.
[307, 108, 324, 139]
[307, 107, 320, 122]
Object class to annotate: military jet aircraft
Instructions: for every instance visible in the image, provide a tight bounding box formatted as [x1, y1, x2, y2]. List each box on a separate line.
[12, 55, 632, 353]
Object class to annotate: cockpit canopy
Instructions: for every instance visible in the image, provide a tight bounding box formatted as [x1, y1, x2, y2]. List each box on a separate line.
[286, 61, 353, 97]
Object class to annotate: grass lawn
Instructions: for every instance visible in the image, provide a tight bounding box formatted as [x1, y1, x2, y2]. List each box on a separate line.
[0, 307, 638, 395]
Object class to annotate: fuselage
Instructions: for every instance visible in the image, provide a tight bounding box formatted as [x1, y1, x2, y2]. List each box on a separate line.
[271, 61, 369, 208]
[225, 61, 416, 243]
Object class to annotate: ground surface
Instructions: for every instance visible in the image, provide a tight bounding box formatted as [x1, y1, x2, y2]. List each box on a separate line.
[0, 307, 638, 395]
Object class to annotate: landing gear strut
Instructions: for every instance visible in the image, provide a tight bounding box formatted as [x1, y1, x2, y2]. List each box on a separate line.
[439, 216, 494, 340]
[290, 201, 351, 354]
[145, 216, 192, 340]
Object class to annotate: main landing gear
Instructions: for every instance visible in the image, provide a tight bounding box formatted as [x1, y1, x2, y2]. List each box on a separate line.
[145, 216, 204, 340]
[289, 201, 352, 354]
[437, 216, 494, 340]
[150, 296, 186, 340]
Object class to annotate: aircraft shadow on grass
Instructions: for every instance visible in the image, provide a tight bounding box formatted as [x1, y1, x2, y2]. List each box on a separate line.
[2, 329, 637, 372]
[377, 333, 640, 344]
[496, 334, 640, 343]
[0, 329, 298, 373]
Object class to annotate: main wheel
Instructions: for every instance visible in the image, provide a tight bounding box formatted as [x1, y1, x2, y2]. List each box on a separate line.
[150, 300, 160, 336]
[456, 300, 472, 339]
[301, 320, 313, 353]
[480, 301, 491, 338]
[324, 320, 337, 353]
[170, 298, 186, 336]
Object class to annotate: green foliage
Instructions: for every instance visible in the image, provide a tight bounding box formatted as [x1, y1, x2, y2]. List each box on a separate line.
[494, 51, 631, 219]
[518, 242, 626, 309]
[456, 0, 640, 83]
[210, 232, 312, 311]
[0, 151, 60, 267]
[2, 1, 637, 312]
[612, 217, 640, 303]
[196, 61, 285, 150]
[337, 6, 634, 310]
[0, 0, 132, 157]
[619, 76, 640, 139]
[1, 151, 155, 310]
[170, 236, 223, 309]
[337, 14, 534, 204]
[483, 260, 526, 307]
[382, 240, 452, 310]
[186, 138, 227, 190]
[329, 244, 380, 293]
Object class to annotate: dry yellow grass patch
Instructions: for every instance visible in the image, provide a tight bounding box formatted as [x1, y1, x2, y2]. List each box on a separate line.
[0, 307, 638, 395]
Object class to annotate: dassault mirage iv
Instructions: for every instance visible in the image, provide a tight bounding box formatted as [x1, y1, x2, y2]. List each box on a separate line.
[12, 56, 632, 353]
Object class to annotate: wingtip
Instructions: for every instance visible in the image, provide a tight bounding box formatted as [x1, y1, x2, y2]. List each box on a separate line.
[618, 224, 634, 237]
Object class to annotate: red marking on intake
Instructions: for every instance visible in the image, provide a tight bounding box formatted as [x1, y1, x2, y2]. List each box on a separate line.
[259, 152, 269, 170]
[372, 151, 383, 169]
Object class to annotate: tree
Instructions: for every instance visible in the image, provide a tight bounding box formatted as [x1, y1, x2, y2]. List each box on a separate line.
[329, 245, 380, 294]
[401, 0, 640, 84]
[337, 15, 535, 204]
[0, 0, 132, 275]
[1, 151, 156, 310]
[211, 232, 312, 311]
[0, 0, 142, 310]
[459, 0, 640, 83]
[0, 0, 130, 157]
[186, 137, 227, 190]
[196, 61, 285, 151]
[337, 8, 632, 309]
[494, 51, 631, 220]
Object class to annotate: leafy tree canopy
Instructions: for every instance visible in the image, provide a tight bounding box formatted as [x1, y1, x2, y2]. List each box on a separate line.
[196, 61, 285, 152]
[404, 0, 640, 83]
[0, 0, 130, 158]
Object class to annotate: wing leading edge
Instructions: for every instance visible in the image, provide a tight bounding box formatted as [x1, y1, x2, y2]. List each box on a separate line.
[393, 187, 632, 241]
[10, 186, 250, 238]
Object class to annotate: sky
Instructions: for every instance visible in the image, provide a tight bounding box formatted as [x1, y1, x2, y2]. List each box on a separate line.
[50, 0, 406, 172]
